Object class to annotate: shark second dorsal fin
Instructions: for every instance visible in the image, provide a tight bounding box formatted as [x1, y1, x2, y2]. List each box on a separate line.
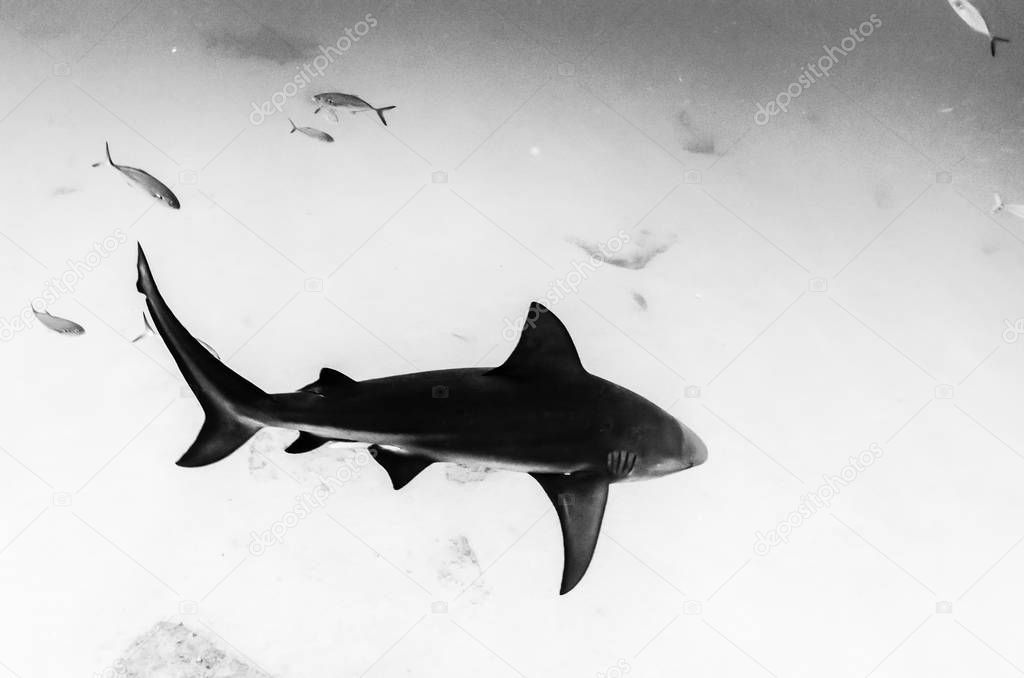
[488, 302, 586, 378]
[530, 472, 609, 594]
[299, 367, 357, 395]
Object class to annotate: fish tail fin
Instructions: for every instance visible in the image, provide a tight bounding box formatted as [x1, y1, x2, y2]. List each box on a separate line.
[375, 106, 396, 126]
[288, 118, 297, 133]
[991, 36, 1010, 56]
[105, 141, 113, 165]
[136, 244, 270, 467]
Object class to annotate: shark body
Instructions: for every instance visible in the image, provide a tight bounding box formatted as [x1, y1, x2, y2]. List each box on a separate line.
[135, 245, 707, 593]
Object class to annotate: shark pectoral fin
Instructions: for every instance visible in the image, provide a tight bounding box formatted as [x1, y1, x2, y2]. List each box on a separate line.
[530, 472, 609, 595]
[285, 432, 332, 454]
[369, 444, 432, 490]
[299, 367, 357, 395]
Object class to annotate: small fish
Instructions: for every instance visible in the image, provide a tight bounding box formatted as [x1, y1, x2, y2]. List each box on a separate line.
[131, 311, 155, 343]
[31, 303, 85, 336]
[288, 118, 334, 143]
[947, 0, 1010, 56]
[992, 193, 1024, 218]
[312, 92, 396, 126]
[104, 142, 180, 208]
[133, 311, 220, 359]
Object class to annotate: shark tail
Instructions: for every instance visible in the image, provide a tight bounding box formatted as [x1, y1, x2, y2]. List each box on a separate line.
[374, 106, 396, 126]
[288, 118, 297, 133]
[991, 36, 1010, 57]
[136, 244, 270, 467]
[105, 141, 114, 165]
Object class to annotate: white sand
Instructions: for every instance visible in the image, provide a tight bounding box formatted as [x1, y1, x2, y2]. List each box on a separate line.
[2, 1, 1024, 676]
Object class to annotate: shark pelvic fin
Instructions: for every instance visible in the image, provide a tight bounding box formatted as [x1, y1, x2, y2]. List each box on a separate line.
[488, 302, 586, 378]
[530, 472, 609, 594]
[300, 367, 357, 395]
[285, 432, 332, 454]
[369, 444, 433, 490]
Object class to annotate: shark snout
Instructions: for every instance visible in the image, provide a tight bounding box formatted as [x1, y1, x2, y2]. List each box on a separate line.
[682, 424, 707, 469]
[688, 433, 708, 468]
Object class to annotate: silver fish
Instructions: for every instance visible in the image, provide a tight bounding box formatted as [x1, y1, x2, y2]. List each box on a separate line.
[131, 311, 155, 343]
[133, 311, 219, 359]
[105, 142, 180, 209]
[288, 118, 334, 143]
[311, 92, 396, 126]
[992, 193, 1024, 219]
[32, 304, 85, 336]
[947, 0, 1010, 56]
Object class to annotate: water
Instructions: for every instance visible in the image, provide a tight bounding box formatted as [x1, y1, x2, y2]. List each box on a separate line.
[2, 0, 1024, 676]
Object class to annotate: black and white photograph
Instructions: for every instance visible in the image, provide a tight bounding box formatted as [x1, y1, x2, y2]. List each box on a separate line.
[2, 0, 1024, 676]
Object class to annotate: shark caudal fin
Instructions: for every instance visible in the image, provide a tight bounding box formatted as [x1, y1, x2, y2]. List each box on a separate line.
[288, 118, 298, 133]
[991, 36, 1010, 57]
[136, 244, 268, 467]
[375, 106, 396, 126]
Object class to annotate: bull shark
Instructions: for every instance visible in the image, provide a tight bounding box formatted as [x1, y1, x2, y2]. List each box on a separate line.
[135, 245, 707, 594]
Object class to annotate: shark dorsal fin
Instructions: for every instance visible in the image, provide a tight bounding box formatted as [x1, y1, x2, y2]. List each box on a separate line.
[488, 302, 586, 378]
[300, 367, 356, 395]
